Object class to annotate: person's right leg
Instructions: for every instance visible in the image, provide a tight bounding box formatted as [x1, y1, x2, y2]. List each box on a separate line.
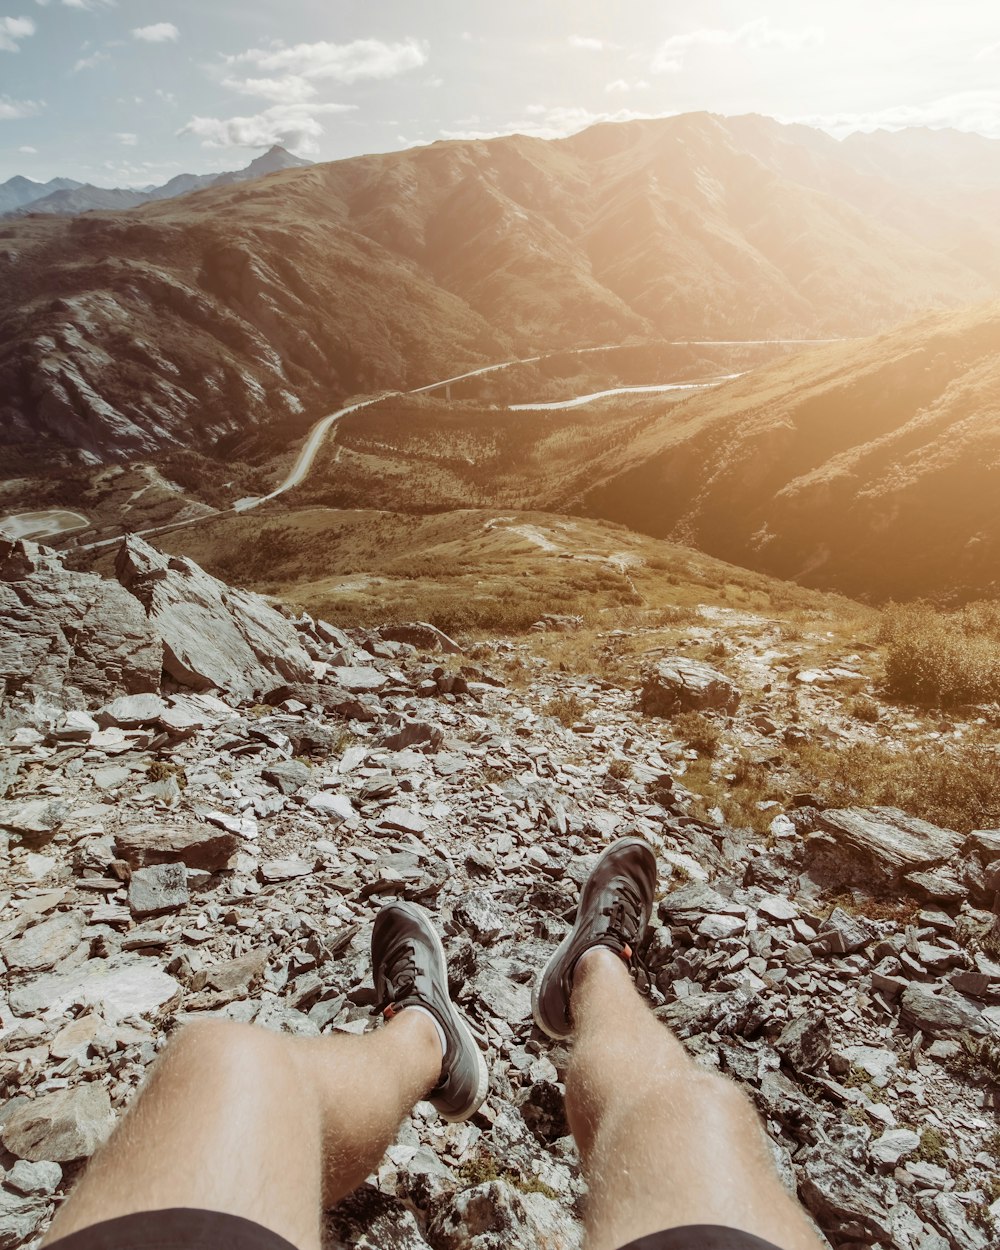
[533, 838, 824, 1250]
[566, 949, 824, 1250]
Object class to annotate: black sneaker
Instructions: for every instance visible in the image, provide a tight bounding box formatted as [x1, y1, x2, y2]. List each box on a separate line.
[371, 900, 489, 1122]
[532, 837, 657, 1039]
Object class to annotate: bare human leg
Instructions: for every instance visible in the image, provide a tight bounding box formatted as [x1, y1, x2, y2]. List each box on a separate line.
[42, 1010, 441, 1250]
[566, 949, 825, 1250]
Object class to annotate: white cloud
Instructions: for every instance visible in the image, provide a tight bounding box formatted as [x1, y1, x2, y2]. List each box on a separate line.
[179, 101, 356, 154]
[976, 41, 1000, 61]
[221, 74, 318, 104]
[605, 78, 649, 93]
[74, 49, 109, 71]
[62, 0, 116, 9]
[19, 143, 37, 152]
[0, 94, 42, 119]
[116, 131, 137, 145]
[224, 38, 427, 85]
[568, 35, 604, 51]
[156, 87, 177, 105]
[132, 23, 179, 44]
[652, 18, 824, 72]
[789, 90, 1000, 140]
[0, 16, 36, 53]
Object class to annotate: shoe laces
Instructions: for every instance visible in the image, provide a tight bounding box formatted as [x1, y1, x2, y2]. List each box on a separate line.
[371, 941, 418, 1018]
[605, 878, 644, 951]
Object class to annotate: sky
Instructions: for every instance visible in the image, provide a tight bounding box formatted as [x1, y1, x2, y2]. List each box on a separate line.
[3, 0, 1000, 186]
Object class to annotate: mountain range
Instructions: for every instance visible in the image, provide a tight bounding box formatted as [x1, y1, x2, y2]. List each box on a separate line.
[580, 299, 1000, 602]
[6, 113, 1000, 468]
[0, 145, 312, 218]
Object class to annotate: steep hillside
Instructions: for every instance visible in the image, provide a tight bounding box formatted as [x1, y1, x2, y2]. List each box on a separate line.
[579, 301, 1000, 601]
[2, 113, 997, 465]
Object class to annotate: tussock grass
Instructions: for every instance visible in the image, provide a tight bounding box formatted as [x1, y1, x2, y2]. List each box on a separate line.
[670, 710, 723, 756]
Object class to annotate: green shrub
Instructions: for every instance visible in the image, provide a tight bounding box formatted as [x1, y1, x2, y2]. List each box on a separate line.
[878, 603, 1000, 707]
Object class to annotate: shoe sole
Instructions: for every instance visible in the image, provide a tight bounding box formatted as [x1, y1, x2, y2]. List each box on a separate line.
[532, 837, 654, 1041]
[400, 901, 490, 1123]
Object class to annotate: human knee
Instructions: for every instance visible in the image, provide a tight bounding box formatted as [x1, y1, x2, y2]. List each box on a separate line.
[164, 1019, 282, 1081]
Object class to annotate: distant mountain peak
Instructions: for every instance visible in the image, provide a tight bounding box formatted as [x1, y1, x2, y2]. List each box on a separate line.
[1, 146, 314, 218]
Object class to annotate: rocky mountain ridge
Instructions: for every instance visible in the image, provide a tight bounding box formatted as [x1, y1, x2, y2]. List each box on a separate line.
[1, 537, 999, 1249]
[578, 299, 1000, 602]
[0, 147, 312, 220]
[3, 113, 999, 466]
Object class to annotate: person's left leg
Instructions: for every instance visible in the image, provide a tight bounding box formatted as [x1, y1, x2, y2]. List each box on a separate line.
[44, 900, 489, 1250]
[43, 1011, 441, 1250]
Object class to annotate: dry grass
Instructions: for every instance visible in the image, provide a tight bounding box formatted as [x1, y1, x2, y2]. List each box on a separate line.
[791, 739, 1000, 834]
[543, 693, 590, 728]
[670, 710, 724, 756]
[677, 755, 781, 834]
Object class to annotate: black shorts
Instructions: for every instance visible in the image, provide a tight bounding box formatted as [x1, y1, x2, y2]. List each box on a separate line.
[44, 1207, 789, 1250]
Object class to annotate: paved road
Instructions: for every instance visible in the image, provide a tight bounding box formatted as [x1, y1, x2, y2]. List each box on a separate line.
[66, 336, 840, 541]
[233, 397, 388, 511]
[510, 375, 743, 411]
[0, 509, 91, 541]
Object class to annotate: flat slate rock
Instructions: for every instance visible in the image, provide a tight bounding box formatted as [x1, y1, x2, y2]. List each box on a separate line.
[0, 910, 84, 973]
[115, 822, 239, 872]
[128, 863, 190, 917]
[1, 1084, 113, 1163]
[814, 807, 963, 878]
[114, 534, 312, 702]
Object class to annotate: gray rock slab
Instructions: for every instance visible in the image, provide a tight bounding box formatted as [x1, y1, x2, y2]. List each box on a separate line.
[114, 534, 312, 702]
[262, 760, 311, 794]
[814, 807, 963, 879]
[0, 909, 84, 972]
[869, 1128, 919, 1167]
[0, 797, 68, 840]
[900, 983, 988, 1037]
[306, 792, 356, 822]
[0, 1194, 48, 1250]
[116, 822, 239, 872]
[5, 1158, 63, 1196]
[260, 857, 314, 883]
[8, 957, 182, 1022]
[96, 693, 167, 727]
[0, 537, 162, 706]
[128, 863, 190, 916]
[329, 665, 387, 693]
[376, 806, 428, 836]
[1, 1084, 113, 1163]
[640, 657, 740, 718]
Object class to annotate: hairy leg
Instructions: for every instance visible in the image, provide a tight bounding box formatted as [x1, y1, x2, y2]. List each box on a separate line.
[566, 950, 824, 1250]
[43, 1011, 441, 1250]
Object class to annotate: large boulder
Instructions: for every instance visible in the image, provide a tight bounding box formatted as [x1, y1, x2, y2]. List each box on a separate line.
[639, 656, 740, 717]
[114, 534, 312, 702]
[1, 1085, 114, 1163]
[810, 807, 963, 884]
[0, 538, 162, 706]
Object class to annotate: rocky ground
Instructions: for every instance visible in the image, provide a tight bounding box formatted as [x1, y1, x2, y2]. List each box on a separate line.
[1, 536, 999, 1250]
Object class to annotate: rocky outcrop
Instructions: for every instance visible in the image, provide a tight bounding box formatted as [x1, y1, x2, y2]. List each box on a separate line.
[114, 535, 313, 702]
[639, 656, 741, 718]
[811, 807, 964, 884]
[0, 538, 162, 705]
